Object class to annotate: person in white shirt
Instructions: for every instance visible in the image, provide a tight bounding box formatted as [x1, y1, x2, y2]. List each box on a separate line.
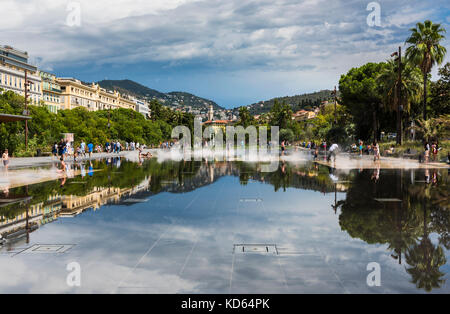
[328, 143, 339, 162]
[80, 141, 86, 157]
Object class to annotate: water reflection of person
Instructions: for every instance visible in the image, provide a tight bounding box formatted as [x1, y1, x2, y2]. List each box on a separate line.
[59, 156, 66, 172]
[425, 169, 430, 184]
[80, 162, 86, 178]
[432, 170, 438, 186]
[371, 164, 380, 183]
[88, 161, 94, 177]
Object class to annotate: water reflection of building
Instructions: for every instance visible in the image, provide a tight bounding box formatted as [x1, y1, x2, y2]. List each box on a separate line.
[0, 194, 62, 245]
[0, 177, 152, 244]
[61, 186, 130, 217]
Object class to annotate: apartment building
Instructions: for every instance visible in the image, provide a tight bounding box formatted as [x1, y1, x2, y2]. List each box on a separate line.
[131, 97, 150, 118]
[57, 78, 136, 112]
[40, 71, 61, 113]
[0, 45, 42, 104]
[1, 45, 150, 116]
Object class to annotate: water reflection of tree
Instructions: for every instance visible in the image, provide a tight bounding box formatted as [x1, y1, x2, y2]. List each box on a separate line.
[339, 169, 449, 292]
[405, 227, 446, 292]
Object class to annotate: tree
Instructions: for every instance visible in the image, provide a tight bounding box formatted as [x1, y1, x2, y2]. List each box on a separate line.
[405, 20, 447, 120]
[409, 117, 446, 142]
[405, 236, 447, 292]
[429, 62, 450, 117]
[279, 128, 294, 143]
[377, 59, 423, 143]
[269, 100, 292, 130]
[339, 62, 387, 141]
[237, 106, 255, 128]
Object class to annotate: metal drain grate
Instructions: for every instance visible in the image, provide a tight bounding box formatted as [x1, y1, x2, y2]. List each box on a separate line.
[239, 198, 263, 202]
[12, 244, 75, 256]
[233, 244, 277, 254]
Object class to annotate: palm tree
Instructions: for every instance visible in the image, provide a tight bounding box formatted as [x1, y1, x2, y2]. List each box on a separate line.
[377, 60, 423, 142]
[408, 118, 443, 143]
[405, 20, 447, 120]
[405, 236, 446, 292]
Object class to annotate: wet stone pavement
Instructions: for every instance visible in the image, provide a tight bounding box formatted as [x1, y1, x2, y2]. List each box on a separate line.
[0, 157, 449, 293]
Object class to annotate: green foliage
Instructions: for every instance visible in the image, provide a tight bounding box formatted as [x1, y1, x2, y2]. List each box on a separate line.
[405, 20, 447, 119]
[429, 62, 450, 116]
[269, 99, 293, 130]
[405, 20, 447, 76]
[377, 59, 423, 114]
[237, 106, 255, 128]
[0, 91, 187, 155]
[248, 90, 333, 115]
[339, 62, 387, 141]
[326, 126, 348, 144]
[409, 116, 449, 142]
[279, 128, 294, 143]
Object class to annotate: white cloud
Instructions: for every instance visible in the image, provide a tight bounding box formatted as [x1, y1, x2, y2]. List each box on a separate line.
[0, 0, 448, 105]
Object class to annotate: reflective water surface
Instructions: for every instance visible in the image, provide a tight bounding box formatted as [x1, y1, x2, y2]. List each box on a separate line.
[0, 157, 449, 293]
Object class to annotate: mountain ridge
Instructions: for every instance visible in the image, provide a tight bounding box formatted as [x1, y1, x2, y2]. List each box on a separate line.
[246, 90, 336, 115]
[97, 79, 336, 116]
[97, 79, 224, 112]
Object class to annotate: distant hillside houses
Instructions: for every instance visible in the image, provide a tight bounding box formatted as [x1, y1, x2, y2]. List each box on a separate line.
[292, 109, 318, 122]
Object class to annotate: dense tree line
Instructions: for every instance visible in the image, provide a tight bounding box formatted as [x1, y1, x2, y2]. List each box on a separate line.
[339, 20, 448, 143]
[0, 90, 194, 156]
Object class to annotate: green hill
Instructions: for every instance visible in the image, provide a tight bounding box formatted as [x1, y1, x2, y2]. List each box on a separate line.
[247, 90, 337, 114]
[97, 79, 224, 111]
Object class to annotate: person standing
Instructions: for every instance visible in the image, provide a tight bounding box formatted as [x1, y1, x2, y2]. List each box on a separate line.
[57, 139, 65, 158]
[2, 149, 9, 170]
[52, 142, 58, 159]
[87, 142, 94, 158]
[424, 141, 430, 163]
[328, 143, 339, 162]
[432, 142, 438, 162]
[373, 141, 380, 162]
[80, 141, 86, 158]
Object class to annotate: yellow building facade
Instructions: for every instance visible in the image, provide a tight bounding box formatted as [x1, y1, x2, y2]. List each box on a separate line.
[57, 78, 136, 111]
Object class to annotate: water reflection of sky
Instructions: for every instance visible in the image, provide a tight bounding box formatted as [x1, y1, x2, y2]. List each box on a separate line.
[0, 160, 448, 294]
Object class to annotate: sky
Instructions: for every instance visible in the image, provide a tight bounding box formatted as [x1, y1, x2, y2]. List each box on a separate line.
[1, 0, 449, 108]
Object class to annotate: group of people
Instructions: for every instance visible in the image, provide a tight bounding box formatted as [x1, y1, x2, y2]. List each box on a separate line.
[53, 139, 95, 163]
[422, 141, 440, 163]
[160, 141, 174, 149]
[350, 140, 381, 161]
[52, 139, 151, 162]
[105, 141, 122, 154]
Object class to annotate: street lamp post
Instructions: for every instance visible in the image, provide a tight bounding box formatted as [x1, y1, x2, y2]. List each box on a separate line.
[391, 47, 402, 145]
[332, 86, 337, 125]
[23, 70, 33, 150]
[108, 105, 111, 139]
